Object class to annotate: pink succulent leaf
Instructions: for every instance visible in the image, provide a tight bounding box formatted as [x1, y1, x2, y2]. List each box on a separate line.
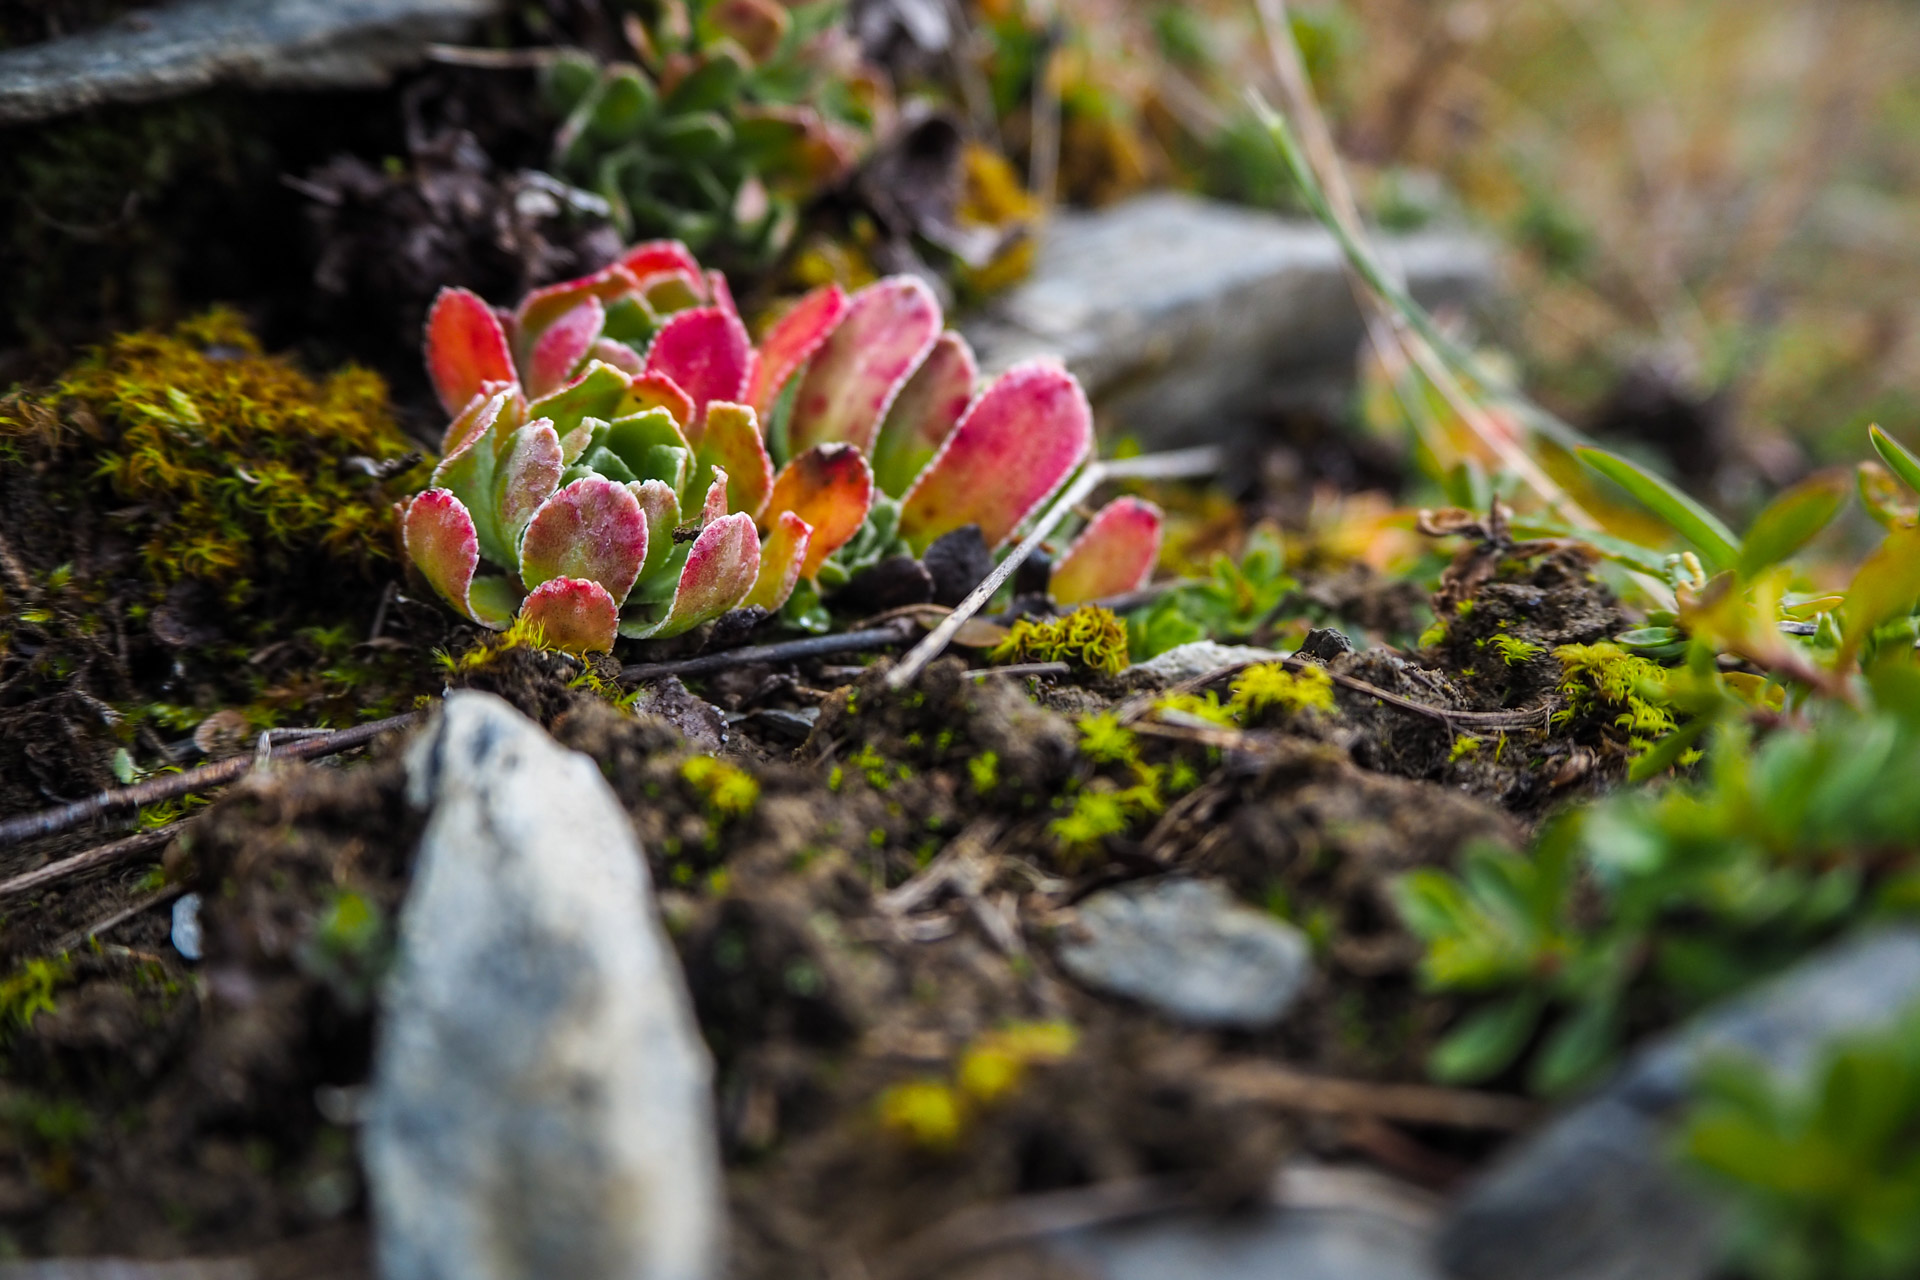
[628, 478, 680, 579]
[588, 336, 645, 376]
[493, 418, 564, 544]
[619, 240, 704, 284]
[429, 395, 518, 566]
[623, 512, 761, 639]
[439, 384, 509, 459]
[518, 477, 648, 606]
[1049, 497, 1164, 605]
[696, 402, 774, 519]
[744, 511, 812, 611]
[526, 361, 631, 436]
[403, 489, 502, 627]
[643, 306, 754, 442]
[787, 277, 942, 456]
[870, 331, 978, 498]
[526, 297, 606, 398]
[699, 467, 731, 525]
[899, 360, 1093, 553]
[520, 577, 620, 654]
[763, 443, 874, 578]
[617, 371, 695, 429]
[745, 283, 848, 418]
[425, 287, 515, 417]
[512, 264, 641, 365]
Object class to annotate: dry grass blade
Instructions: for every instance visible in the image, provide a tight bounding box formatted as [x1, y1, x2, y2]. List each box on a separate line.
[1210, 1060, 1538, 1131]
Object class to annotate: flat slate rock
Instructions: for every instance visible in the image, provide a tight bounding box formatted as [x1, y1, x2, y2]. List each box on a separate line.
[365, 691, 721, 1280]
[1056, 877, 1311, 1029]
[1439, 927, 1920, 1280]
[0, 0, 500, 125]
[1117, 640, 1280, 691]
[959, 192, 1494, 450]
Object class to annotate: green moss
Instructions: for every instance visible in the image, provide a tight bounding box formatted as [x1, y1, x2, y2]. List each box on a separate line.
[0, 956, 71, 1040]
[1228, 662, 1334, 719]
[1489, 634, 1547, 666]
[1554, 642, 1677, 744]
[968, 750, 1000, 794]
[1075, 712, 1140, 765]
[681, 756, 760, 822]
[990, 605, 1130, 676]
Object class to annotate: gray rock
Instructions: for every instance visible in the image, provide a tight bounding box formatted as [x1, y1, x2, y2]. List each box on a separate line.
[1057, 878, 1311, 1029]
[1118, 641, 1279, 691]
[1049, 1164, 1441, 1280]
[169, 892, 203, 962]
[960, 192, 1494, 451]
[1438, 927, 1920, 1280]
[0, 0, 500, 125]
[366, 691, 720, 1280]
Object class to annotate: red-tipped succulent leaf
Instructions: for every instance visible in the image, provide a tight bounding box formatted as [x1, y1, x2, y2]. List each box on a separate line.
[764, 443, 874, 578]
[404, 489, 512, 628]
[787, 277, 941, 456]
[624, 512, 761, 638]
[696, 402, 774, 518]
[899, 360, 1092, 552]
[426, 288, 515, 416]
[869, 331, 977, 498]
[518, 477, 649, 606]
[1049, 497, 1164, 605]
[745, 511, 812, 611]
[527, 297, 606, 398]
[618, 372, 696, 428]
[494, 419, 564, 546]
[644, 306, 754, 439]
[520, 578, 620, 654]
[745, 283, 847, 418]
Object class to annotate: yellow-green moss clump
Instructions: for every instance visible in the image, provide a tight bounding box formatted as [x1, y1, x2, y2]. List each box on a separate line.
[1, 310, 422, 597]
[990, 605, 1130, 676]
[1553, 642, 1677, 746]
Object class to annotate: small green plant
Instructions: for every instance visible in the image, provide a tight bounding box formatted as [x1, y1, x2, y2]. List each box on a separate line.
[1682, 1001, 1920, 1280]
[1553, 641, 1677, 748]
[0, 956, 70, 1040]
[296, 890, 390, 1014]
[1126, 524, 1295, 657]
[991, 605, 1131, 676]
[967, 750, 1000, 794]
[1489, 634, 1545, 666]
[1229, 661, 1334, 719]
[878, 1020, 1077, 1150]
[1075, 712, 1139, 765]
[681, 755, 760, 821]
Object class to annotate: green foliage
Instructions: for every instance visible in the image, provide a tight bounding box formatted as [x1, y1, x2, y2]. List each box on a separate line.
[0, 956, 71, 1041]
[541, 1, 877, 268]
[1578, 446, 1742, 574]
[1488, 634, 1546, 666]
[1553, 642, 1677, 746]
[1, 311, 419, 598]
[1126, 526, 1295, 658]
[1075, 712, 1140, 765]
[681, 755, 761, 822]
[992, 605, 1130, 676]
[1228, 662, 1334, 719]
[296, 890, 390, 1015]
[968, 750, 1000, 795]
[1683, 1002, 1920, 1280]
[1397, 689, 1920, 1095]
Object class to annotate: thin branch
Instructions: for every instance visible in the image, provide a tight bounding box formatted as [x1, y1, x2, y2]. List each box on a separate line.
[0, 827, 178, 903]
[620, 622, 916, 684]
[52, 883, 188, 955]
[969, 662, 1070, 680]
[0, 712, 421, 848]
[423, 43, 569, 68]
[886, 447, 1224, 690]
[1210, 1060, 1538, 1131]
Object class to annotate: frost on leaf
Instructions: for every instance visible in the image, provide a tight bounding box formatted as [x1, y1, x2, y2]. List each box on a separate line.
[403, 489, 512, 628]
[764, 443, 874, 578]
[520, 577, 620, 654]
[518, 477, 648, 606]
[1049, 497, 1164, 605]
[623, 512, 761, 638]
[425, 287, 514, 416]
[745, 511, 812, 611]
[787, 277, 941, 456]
[493, 418, 564, 546]
[900, 361, 1092, 552]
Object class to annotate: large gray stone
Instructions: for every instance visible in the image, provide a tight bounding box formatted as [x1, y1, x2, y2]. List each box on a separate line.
[1438, 927, 1920, 1280]
[0, 0, 500, 125]
[366, 691, 720, 1280]
[959, 192, 1494, 450]
[1056, 878, 1311, 1029]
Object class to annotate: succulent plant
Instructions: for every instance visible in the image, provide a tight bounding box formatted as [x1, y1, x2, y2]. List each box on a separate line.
[539, 0, 883, 270]
[403, 238, 1162, 652]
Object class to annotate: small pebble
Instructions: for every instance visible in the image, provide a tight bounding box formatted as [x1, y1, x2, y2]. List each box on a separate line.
[171, 891, 203, 961]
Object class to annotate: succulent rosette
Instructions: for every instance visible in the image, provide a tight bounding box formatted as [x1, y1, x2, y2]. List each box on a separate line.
[402, 239, 1162, 653]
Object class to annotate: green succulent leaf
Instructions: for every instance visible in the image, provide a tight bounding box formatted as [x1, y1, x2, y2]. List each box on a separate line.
[1577, 446, 1741, 574]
